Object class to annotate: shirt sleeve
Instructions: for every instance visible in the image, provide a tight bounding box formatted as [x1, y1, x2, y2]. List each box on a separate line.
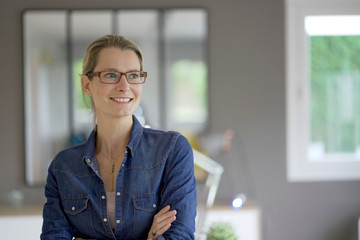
[159, 133, 197, 240]
[41, 161, 74, 240]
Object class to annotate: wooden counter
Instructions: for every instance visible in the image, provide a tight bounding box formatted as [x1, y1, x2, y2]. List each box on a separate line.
[0, 205, 43, 216]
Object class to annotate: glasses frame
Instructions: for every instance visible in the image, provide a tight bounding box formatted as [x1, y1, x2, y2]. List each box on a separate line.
[88, 70, 147, 84]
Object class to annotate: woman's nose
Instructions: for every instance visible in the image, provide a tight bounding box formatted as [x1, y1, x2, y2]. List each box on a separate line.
[116, 74, 130, 91]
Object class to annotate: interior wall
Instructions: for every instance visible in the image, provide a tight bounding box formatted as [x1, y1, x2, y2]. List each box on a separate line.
[1, 0, 360, 240]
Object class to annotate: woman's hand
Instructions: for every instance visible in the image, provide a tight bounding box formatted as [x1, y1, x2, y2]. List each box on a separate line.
[147, 205, 177, 240]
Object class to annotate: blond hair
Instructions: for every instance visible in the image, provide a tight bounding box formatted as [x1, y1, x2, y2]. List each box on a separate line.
[82, 34, 144, 76]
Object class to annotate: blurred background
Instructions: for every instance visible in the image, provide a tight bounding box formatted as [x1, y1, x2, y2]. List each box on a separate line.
[1, 0, 360, 239]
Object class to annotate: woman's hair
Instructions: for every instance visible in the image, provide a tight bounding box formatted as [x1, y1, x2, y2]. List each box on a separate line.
[82, 34, 144, 76]
[81, 35, 144, 127]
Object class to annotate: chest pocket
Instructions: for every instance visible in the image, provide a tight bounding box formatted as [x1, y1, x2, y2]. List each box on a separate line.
[62, 197, 89, 215]
[61, 197, 97, 239]
[132, 192, 159, 239]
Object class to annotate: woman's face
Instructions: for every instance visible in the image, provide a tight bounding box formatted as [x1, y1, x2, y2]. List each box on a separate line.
[82, 47, 143, 121]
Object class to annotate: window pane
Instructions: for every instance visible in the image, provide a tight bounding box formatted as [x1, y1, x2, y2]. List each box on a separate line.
[71, 11, 113, 141]
[164, 9, 208, 132]
[23, 11, 69, 185]
[170, 59, 207, 122]
[306, 16, 360, 160]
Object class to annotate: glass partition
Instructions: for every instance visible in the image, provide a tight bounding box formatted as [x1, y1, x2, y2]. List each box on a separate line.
[23, 9, 208, 186]
[164, 10, 208, 132]
[23, 11, 69, 186]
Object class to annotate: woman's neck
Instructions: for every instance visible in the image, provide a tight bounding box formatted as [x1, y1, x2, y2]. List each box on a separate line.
[95, 115, 133, 159]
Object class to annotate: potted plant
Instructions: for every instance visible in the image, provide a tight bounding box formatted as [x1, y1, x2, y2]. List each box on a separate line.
[206, 221, 238, 240]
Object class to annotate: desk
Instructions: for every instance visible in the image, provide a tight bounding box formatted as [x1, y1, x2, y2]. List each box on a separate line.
[0, 205, 43, 216]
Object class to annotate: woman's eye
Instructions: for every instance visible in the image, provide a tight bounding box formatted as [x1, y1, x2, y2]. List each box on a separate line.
[128, 73, 139, 79]
[104, 72, 117, 78]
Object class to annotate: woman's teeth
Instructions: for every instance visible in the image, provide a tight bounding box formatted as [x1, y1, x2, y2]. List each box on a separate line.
[112, 97, 131, 102]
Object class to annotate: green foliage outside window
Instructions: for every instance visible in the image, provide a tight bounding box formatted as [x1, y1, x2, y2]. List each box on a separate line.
[171, 60, 208, 122]
[310, 35, 360, 152]
[73, 59, 91, 109]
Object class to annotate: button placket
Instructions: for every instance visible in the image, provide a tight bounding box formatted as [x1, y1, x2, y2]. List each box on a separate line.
[121, 148, 128, 168]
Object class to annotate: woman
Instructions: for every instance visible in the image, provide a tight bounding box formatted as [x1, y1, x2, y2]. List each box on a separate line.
[41, 35, 197, 240]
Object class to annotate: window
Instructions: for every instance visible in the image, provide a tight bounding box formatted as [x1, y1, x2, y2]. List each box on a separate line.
[163, 10, 208, 132]
[286, 0, 360, 181]
[23, 9, 208, 185]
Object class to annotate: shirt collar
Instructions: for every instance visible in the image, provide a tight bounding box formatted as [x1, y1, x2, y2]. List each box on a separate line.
[82, 130, 97, 165]
[126, 115, 143, 157]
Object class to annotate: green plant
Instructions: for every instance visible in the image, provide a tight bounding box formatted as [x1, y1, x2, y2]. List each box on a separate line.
[206, 221, 238, 240]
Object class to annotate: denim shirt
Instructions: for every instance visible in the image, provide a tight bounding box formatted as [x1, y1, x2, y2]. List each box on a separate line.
[41, 116, 197, 240]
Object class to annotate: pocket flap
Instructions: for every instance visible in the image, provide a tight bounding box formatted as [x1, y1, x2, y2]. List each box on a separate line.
[132, 193, 159, 212]
[62, 197, 89, 215]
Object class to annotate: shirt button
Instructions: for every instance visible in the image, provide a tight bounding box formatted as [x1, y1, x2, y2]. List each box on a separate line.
[116, 192, 121, 196]
[101, 195, 106, 199]
[122, 164, 124, 167]
[71, 206, 76, 211]
[116, 220, 120, 224]
[153, 204, 157, 208]
[103, 218, 108, 222]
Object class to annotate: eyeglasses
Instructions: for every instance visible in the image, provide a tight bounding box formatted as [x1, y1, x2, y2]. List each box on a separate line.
[88, 70, 147, 84]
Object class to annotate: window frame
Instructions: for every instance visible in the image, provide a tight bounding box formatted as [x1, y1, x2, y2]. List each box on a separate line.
[285, 0, 360, 181]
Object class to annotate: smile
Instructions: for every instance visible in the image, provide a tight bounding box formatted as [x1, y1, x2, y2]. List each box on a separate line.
[111, 97, 132, 103]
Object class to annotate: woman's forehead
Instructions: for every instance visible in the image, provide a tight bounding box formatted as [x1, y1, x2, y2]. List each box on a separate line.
[95, 47, 140, 70]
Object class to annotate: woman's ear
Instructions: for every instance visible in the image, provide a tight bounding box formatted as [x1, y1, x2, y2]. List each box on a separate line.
[81, 75, 92, 97]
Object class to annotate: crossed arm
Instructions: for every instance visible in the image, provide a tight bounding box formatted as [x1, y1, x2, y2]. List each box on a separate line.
[146, 205, 177, 239]
[74, 205, 177, 240]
